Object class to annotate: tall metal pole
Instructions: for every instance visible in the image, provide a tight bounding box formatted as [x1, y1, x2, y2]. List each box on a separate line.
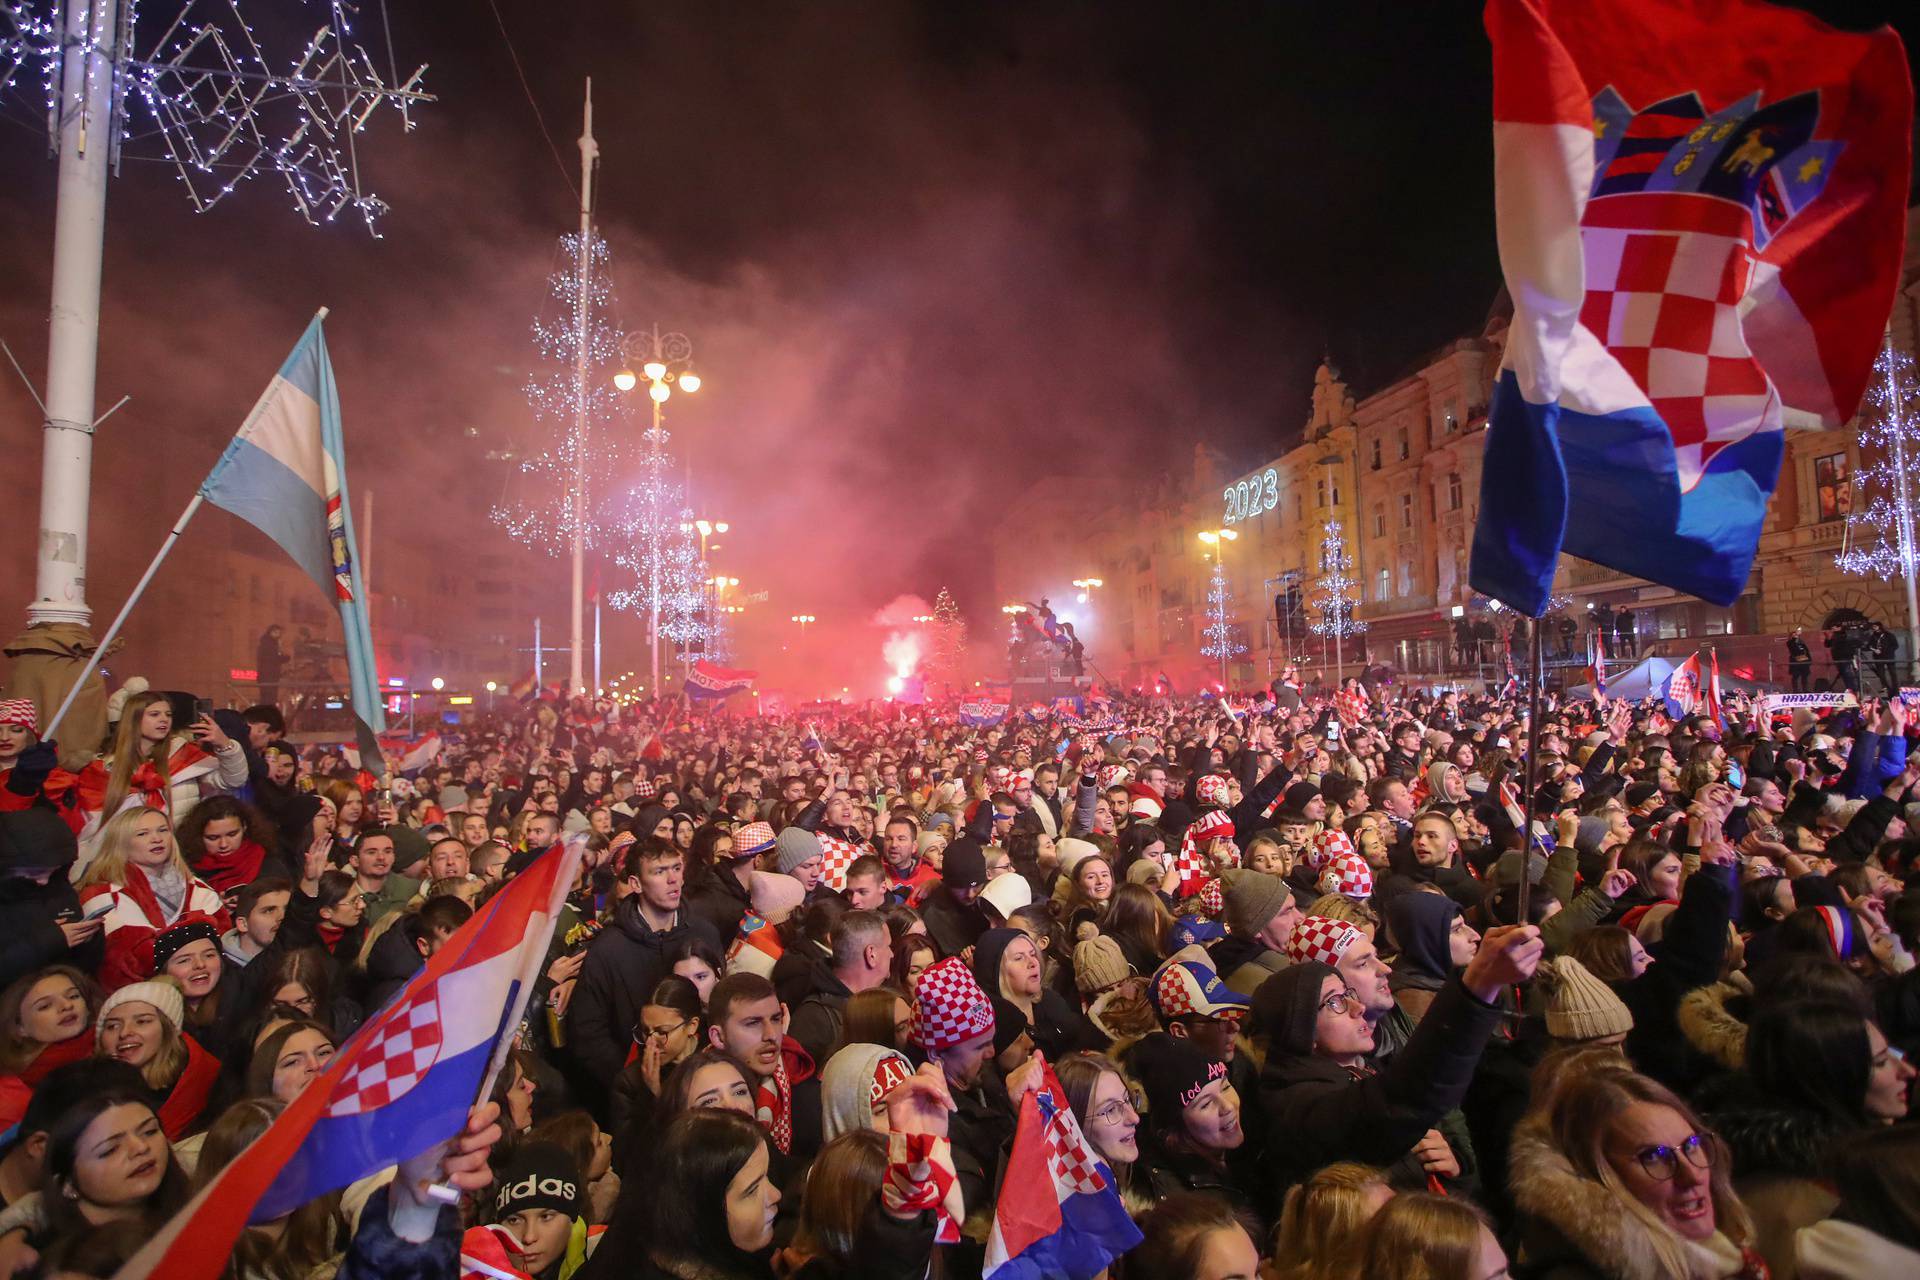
[593, 598, 602, 695]
[569, 80, 598, 698]
[29, 0, 120, 629]
[1517, 616, 1546, 923]
[649, 393, 663, 697]
[534, 616, 543, 689]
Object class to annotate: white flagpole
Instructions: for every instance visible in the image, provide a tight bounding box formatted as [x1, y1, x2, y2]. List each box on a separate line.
[42, 494, 205, 740]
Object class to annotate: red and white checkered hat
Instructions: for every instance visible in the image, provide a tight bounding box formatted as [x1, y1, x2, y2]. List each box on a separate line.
[1194, 774, 1229, 807]
[1316, 851, 1373, 901]
[1195, 877, 1226, 919]
[911, 957, 995, 1052]
[973, 748, 990, 764]
[1284, 915, 1363, 967]
[734, 821, 776, 857]
[1098, 764, 1130, 788]
[631, 776, 658, 800]
[0, 700, 36, 735]
[1308, 828, 1354, 873]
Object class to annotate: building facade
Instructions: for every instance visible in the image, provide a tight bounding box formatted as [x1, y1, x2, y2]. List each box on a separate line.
[993, 205, 1920, 691]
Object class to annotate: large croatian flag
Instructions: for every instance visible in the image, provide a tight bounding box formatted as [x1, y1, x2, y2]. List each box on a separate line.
[200, 312, 387, 772]
[1468, 0, 1910, 616]
[113, 842, 580, 1279]
[685, 659, 757, 699]
[984, 1067, 1142, 1280]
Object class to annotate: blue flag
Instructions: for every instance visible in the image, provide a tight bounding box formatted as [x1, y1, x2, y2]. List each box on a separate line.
[200, 313, 386, 774]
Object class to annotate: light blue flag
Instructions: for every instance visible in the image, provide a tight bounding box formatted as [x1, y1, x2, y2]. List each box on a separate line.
[200, 312, 386, 776]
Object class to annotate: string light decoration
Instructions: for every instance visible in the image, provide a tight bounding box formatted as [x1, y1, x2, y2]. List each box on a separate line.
[1836, 343, 1920, 585]
[655, 510, 711, 657]
[1310, 520, 1369, 639]
[2, 0, 430, 233]
[491, 232, 644, 556]
[1200, 559, 1246, 664]
[926, 586, 968, 690]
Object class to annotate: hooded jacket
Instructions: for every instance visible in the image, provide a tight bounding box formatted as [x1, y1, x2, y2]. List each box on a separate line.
[970, 927, 1100, 1061]
[819, 1043, 911, 1141]
[0, 808, 99, 988]
[1385, 891, 1460, 1025]
[570, 898, 721, 1086]
[1255, 962, 1501, 1194]
[788, 955, 854, 1066]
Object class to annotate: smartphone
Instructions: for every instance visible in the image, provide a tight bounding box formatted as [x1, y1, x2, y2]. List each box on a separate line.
[1726, 761, 1746, 788]
[193, 697, 214, 720]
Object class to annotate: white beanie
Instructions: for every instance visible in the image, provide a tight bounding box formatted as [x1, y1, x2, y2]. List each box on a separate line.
[96, 979, 184, 1035]
[978, 873, 1033, 921]
[1056, 838, 1101, 875]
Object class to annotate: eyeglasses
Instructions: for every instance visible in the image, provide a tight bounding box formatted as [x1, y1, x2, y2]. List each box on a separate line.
[1319, 988, 1363, 1017]
[1089, 1099, 1138, 1127]
[1633, 1132, 1713, 1180]
[644, 1017, 692, 1039]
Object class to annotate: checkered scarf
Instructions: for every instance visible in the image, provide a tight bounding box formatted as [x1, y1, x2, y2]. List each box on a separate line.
[755, 1053, 794, 1155]
[883, 1132, 962, 1244]
[1174, 809, 1235, 899]
[1334, 686, 1370, 727]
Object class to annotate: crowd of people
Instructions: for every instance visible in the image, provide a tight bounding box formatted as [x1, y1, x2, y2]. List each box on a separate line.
[0, 668, 1913, 1280]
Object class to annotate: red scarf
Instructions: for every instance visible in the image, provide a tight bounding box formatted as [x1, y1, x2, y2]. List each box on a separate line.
[192, 840, 267, 894]
[22, 1031, 94, 1086]
[756, 1053, 793, 1155]
[316, 921, 347, 953]
[156, 1035, 221, 1140]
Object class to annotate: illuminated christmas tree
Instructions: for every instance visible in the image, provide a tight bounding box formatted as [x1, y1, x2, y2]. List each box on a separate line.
[926, 587, 968, 690]
[1200, 560, 1246, 664]
[1311, 520, 1368, 640]
[1836, 343, 1920, 587]
[490, 231, 641, 556]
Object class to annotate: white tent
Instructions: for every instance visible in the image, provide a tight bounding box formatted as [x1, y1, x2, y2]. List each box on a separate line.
[1565, 655, 1674, 701]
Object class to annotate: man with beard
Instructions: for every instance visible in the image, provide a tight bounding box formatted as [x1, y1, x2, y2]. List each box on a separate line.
[920, 837, 991, 959]
[706, 972, 822, 1170]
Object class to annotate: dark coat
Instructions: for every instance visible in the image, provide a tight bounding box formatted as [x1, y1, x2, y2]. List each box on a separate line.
[362, 916, 423, 1014]
[788, 958, 853, 1065]
[1618, 861, 1732, 1094]
[686, 859, 754, 950]
[920, 885, 989, 960]
[571, 900, 721, 1086]
[788, 1206, 936, 1280]
[1257, 975, 1502, 1190]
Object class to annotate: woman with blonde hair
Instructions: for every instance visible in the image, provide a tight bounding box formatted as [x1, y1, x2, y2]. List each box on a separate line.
[94, 979, 221, 1140]
[1512, 1068, 1768, 1278]
[1271, 1162, 1391, 1280]
[1055, 1051, 1152, 1217]
[78, 807, 230, 989]
[1307, 891, 1379, 939]
[96, 691, 246, 839]
[1357, 1192, 1508, 1280]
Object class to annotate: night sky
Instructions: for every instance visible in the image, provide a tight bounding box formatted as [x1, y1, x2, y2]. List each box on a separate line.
[2, 1, 1916, 674]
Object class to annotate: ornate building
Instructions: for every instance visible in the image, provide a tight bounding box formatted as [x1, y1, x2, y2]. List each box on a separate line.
[993, 204, 1920, 690]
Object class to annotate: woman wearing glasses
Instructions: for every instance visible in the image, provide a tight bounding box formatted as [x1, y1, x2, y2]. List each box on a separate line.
[1250, 924, 1543, 1197]
[609, 975, 705, 1165]
[1511, 1069, 1767, 1279]
[1056, 1051, 1154, 1217]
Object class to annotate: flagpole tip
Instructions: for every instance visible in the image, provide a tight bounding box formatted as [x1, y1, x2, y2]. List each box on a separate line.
[315, 307, 330, 322]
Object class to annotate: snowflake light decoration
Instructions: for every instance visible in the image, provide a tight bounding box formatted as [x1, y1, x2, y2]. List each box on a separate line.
[2, 0, 429, 233]
[1836, 343, 1920, 584]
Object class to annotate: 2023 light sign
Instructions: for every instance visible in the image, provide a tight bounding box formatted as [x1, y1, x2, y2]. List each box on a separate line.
[1224, 468, 1280, 524]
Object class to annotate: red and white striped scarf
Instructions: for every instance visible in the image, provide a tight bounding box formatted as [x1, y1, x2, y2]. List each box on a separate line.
[755, 1054, 793, 1155]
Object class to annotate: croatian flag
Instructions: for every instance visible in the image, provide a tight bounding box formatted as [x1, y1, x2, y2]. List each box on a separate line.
[686, 659, 756, 699]
[1664, 652, 1706, 719]
[200, 312, 387, 773]
[343, 732, 443, 776]
[1468, 0, 1910, 617]
[984, 1067, 1142, 1280]
[1586, 628, 1608, 698]
[958, 701, 1010, 727]
[113, 843, 580, 1279]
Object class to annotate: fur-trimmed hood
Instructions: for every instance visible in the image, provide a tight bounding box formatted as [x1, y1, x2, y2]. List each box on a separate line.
[1677, 981, 1749, 1073]
[1509, 1121, 1759, 1280]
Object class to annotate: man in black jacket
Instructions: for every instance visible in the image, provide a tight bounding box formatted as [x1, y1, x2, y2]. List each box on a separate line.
[920, 838, 991, 959]
[570, 839, 721, 1094]
[0, 807, 102, 989]
[687, 821, 774, 949]
[789, 909, 892, 1063]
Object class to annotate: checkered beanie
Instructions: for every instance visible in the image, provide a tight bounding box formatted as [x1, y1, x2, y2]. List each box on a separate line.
[911, 957, 995, 1052]
[0, 700, 37, 735]
[1195, 876, 1226, 919]
[1194, 774, 1229, 807]
[631, 777, 658, 800]
[1098, 764, 1130, 788]
[1316, 851, 1374, 901]
[1284, 915, 1363, 967]
[1308, 828, 1354, 873]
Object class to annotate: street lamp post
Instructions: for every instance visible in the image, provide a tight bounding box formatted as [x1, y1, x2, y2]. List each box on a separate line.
[613, 325, 702, 697]
[1197, 530, 1239, 687]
